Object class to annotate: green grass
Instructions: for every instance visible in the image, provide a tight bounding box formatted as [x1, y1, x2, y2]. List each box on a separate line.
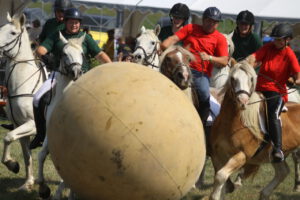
[0, 120, 299, 199]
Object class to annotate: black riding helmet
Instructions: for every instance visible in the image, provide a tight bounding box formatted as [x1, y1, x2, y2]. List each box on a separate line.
[203, 7, 222, 21]
[64, 8, 83, 21]
[54, 0, 73, 12]
[271, 23, 293, 39]
[169, 3, 190, 21]
[236, 10, 255, 25]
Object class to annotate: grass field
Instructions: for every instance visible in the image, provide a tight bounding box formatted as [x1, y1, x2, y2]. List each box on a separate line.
[0, 121, 300, 200]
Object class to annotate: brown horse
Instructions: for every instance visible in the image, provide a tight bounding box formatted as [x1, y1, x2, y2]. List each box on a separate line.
[209, 60, 300, 200]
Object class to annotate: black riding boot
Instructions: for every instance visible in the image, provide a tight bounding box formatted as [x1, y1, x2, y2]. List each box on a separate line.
[29, 94, 48, 149]
[269, 118, 284, 162]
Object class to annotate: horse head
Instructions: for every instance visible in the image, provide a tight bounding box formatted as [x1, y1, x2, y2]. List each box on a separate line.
[225, 60, 257, 109]
[0, 13, 27, 58]
[160, 45, 194, 90]
[133, 25, 161, 70]
[59, 32, 85, 81]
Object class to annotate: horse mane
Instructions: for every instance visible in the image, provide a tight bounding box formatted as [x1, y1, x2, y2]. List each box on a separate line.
[222, 60, 263, 140]
[159, 45, 195, 67]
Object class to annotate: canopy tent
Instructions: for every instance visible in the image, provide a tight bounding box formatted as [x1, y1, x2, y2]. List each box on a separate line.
[0, 0, 31, 25]
[73, 0, 300, 36]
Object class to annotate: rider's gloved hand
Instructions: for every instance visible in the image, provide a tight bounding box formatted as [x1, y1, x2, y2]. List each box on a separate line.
[287, 77, 296, 88]
[41, 54, 55, 70]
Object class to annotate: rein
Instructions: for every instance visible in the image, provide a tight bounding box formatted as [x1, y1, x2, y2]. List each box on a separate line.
[135, 42, 160, 69]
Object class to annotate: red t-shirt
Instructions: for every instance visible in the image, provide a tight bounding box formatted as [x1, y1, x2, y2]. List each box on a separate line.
[175, 24, 228, 76]
[254, 42, 300, 102]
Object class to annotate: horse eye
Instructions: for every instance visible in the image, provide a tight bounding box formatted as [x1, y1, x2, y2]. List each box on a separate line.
[11, 31, 16, 35]
[151, 41, 155, 45]
[251, 77, 254, 82]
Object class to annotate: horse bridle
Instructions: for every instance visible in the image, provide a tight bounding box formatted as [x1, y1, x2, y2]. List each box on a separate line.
[135, 41, 160, 69]
[0, 28, 24, 60]
[58, 50, 84, 79]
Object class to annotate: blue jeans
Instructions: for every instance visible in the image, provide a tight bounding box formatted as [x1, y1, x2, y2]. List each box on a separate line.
[191, 69, 210, 123]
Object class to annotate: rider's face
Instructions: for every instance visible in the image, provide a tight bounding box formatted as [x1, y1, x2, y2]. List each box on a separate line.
[65, 19, 81, 34]
[171, 16, 185, 28]
[202, 18, 219, 34]
[238, 23, 251, 36]
[273, 38, 288, 49]
[55, 10, 64, 22]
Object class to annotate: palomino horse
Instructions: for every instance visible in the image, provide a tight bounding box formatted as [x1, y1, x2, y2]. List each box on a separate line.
[132, 25, 161, 71]
[0, 13, 46, 190]
[37, 32, 85, 200]
[209, 60, 300, 200]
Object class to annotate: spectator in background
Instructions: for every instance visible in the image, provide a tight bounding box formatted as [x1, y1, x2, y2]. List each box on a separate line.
[28, 19, 42, 45]
[103, 29, 117, 61]
[117, 37, 133, 62]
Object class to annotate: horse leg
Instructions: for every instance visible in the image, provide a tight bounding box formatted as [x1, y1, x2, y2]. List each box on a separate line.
[53, 180, 65, 200]
[2, 120, 36, 174]
[37, 136, 51, 199]
[18, 136, 35, 191]
[209, 151, 246, 200]
[292, 149, 300, 192]
[259, 161, 289, 200]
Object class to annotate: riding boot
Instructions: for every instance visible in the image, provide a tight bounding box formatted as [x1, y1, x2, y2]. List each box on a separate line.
[269, 118, 284, 162]
[29, 94, 48, 149]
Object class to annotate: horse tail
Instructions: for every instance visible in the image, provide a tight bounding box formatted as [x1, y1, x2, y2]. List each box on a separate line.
[242, 164, 260, 180]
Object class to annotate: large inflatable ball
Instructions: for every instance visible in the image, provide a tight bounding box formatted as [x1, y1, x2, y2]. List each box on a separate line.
[48, 62, 206, 200]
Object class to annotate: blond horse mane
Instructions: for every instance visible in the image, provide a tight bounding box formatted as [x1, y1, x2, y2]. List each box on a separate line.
[222, 60, 263, 140]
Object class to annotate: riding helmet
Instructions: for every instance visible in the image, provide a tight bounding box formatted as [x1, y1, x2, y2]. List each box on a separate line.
[202, 7, 222, 21]
[54, 0, 73, 12]
[64, 8, 83, 21]
[169, 3, 190, 21]
[270, 23, 293, 39]
[236, 10, 255, 25]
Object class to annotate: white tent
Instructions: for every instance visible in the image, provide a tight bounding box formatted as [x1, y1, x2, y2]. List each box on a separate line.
[73, 0, 300, 36]
[0, 0, 31, 25]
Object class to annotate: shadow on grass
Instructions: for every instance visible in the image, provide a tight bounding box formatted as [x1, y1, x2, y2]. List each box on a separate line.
[275, 192, 300, 200]
[0, 177, 63, 200]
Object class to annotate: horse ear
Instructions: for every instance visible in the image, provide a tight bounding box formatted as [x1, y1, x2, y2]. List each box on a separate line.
[59, 31, 68, 44]
[228, 31, 234, 38]
[78, 33, 86, 45]
[140, 26, 146, 33]
[19, 14, 26, 27]
[7, 12, 12, 22]
[229, 58, 237, 68]
[154, 24, 161, 36]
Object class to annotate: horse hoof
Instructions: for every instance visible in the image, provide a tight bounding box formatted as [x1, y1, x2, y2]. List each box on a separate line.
[39, 184, 51, 199]
[4, 160, 20, 173]
[225, 179, 235, 193]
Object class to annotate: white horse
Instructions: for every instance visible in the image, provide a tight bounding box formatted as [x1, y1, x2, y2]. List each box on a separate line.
[210, 32, 235, 89]
[37, 32, 85, 200]
[0, 13, 46, 190]
[132, 25, 161, 71]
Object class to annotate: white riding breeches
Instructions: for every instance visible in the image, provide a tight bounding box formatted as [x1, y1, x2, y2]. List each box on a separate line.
[33, 72, 57, 107]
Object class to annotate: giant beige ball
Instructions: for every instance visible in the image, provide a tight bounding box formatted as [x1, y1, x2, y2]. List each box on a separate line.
[48, 62, 206, 200]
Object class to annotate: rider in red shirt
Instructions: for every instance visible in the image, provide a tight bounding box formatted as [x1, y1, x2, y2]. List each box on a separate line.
[161, 7, 228, 125]
[249, 23, 300, 162]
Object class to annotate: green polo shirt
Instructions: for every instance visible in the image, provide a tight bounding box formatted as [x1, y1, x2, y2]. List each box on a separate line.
[232, 30, 262, 61]
[39, 18, 65, 43]
[158, 25, 183, 46]
[41, 30, 102, 72]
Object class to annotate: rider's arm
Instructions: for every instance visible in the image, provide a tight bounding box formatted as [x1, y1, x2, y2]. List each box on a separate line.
[199, 52, 228, 67]
[246, 54, 261, 68]
[95, 51, 112, 63]
[161, 35, 180, 51]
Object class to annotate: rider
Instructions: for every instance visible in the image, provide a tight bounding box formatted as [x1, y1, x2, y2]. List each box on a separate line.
[161, 7, 229, 126]
[248, 23, 300, 162]
[39, 0, 73, 43]
[29, 8, 111, 149]
[232, 10, 262, 61]
[158, 3, 190, 42]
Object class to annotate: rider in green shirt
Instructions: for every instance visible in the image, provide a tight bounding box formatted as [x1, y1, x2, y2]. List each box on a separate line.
[30, 8, 111, 149]
[232, 10, 262, 61]
[158, 3, 190, 44]
[39, 0, 73, 43]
